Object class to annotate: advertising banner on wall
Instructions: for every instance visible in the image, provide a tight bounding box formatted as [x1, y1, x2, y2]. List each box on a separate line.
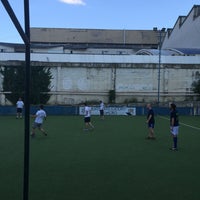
[79, 106, 136, 116]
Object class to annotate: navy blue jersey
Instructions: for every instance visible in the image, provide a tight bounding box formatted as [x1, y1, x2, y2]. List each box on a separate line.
[147, 109, 155, 124]
[170, 110, 179, 126]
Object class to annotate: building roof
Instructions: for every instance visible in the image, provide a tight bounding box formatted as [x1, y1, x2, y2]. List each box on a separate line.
[135, 49, 178, 56]
[135, 48, 200, 56]
[169, 48, 200, 55]
[30, 28, 158, 45]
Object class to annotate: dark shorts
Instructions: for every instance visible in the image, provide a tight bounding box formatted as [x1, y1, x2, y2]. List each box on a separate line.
[17, 108, 23, 113]
[148, 123, 155, 128]
[100, 110, 104, 116]
[84, 117, 91, 123]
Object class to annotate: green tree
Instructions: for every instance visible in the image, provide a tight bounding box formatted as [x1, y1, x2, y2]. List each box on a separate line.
[191, 79, 200, 100]
[0, 65, 52, 105]
[109, 90, 116, 103]
[30, 66, 53, 104]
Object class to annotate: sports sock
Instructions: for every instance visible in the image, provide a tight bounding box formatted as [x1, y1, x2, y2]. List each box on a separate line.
[173, 137, 177, 149]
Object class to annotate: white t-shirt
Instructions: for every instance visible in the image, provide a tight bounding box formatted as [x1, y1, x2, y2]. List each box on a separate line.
[35, 109, 46, 123]
[16, 100, 24, 108]
[100, 102, 104, 110]
[84, 106, 91, 118]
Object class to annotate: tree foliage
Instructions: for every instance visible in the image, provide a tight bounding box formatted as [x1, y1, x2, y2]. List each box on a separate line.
[109, 90, 116, 103]
[0, 65, 52, 105]
[191, 79, 200, 100]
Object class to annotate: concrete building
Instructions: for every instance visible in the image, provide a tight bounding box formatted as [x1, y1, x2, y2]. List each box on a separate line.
[162, 5, 200, 50]
[0, 5, 200, 105]
[30, 28, 158, 55]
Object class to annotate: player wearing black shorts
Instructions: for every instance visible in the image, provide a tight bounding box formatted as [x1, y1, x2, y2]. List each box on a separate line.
[146, 103, 156, 139]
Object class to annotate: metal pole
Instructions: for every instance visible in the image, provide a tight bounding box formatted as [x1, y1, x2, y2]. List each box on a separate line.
[0, 0, 29, 44]
[23, 1, 30, 199]
[157, 30, 161, 106]
[0, 1, 30, 200]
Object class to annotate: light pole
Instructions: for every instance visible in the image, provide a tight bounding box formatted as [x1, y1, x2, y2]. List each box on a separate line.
[156, 28, 165, 106]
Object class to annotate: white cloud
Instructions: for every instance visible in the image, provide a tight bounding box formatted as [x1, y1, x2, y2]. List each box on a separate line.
[59, 0, 86, 5]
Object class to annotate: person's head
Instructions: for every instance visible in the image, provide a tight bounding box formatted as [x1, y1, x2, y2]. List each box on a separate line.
[170, 103, 176, 110]
[84, 102, 87, 106]
[40, 105, 44, 110]
[146, 103, 152, 109]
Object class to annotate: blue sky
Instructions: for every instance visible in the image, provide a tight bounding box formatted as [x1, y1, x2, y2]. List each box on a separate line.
[0, 0, 199, 43]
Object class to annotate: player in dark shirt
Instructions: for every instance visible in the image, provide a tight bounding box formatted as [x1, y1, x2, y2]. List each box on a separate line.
[146, 104, 156, 139]
[170, 103, 179, 151]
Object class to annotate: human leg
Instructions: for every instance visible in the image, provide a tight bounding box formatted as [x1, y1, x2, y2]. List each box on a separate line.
[39, 127, 47, 136]
[170, 126, 179, 150]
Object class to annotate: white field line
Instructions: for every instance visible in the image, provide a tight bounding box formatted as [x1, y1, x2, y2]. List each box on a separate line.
[159, 116, 200, 131]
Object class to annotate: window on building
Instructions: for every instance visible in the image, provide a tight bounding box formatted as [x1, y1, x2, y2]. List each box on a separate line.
[193, 5, 200, 20]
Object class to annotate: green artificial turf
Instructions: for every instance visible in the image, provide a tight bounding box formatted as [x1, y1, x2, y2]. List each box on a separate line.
[0, 115, 200, 200]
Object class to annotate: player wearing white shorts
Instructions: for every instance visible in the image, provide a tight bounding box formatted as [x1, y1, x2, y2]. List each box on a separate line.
[170, 103, 179, 151]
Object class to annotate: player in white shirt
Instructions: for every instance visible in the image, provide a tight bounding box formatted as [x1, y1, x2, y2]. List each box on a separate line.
[84, 103, 94, 131]
[31, 105, 47, 137]
[16, 97, 24, 119]
[99, 100, 105, 120]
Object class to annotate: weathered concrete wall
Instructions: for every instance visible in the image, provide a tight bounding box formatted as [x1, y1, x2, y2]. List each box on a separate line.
[49, 65, 113, 104]
[47, 63, 200, 104]
[0, 53, 200, 105]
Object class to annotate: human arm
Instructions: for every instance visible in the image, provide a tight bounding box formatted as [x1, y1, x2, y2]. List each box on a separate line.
[170, 117, 175, 130]
[146, 114, 152, 123]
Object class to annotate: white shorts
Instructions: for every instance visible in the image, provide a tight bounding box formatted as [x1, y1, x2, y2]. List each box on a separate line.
[170, 126, 179, 136]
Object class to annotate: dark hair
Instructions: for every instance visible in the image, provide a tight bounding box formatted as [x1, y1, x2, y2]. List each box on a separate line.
[40, 105, 44, 109]
[171, 103, 176, 110]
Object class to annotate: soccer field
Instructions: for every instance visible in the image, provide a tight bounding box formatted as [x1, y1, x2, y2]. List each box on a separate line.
[0, 115, 200, 200]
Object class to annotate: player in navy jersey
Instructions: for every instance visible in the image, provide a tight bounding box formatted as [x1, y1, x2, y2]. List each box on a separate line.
[146, 103, 156, 139]
[170, 103, 179, 151]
